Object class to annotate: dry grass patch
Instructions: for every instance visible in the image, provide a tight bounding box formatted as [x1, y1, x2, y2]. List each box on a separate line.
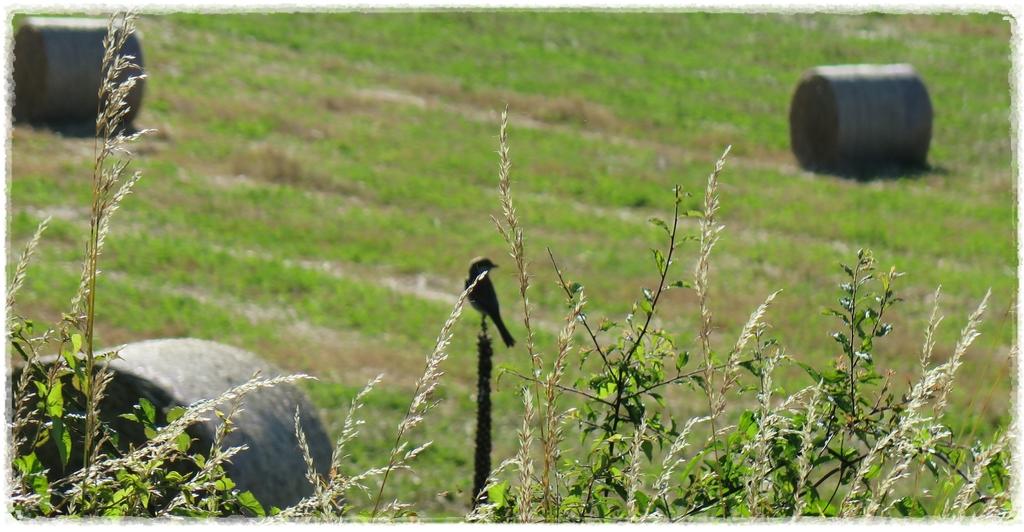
[226, 143, 365, 197]
[394, 71, 622, 130]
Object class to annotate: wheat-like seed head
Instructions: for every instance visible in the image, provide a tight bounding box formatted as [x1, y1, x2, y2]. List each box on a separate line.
[743, 344, 784, 516]
[625, 417, 649, 521]
[370, 273, 484, 518]
[648, 415, 709, 521]
[792, 381, 823, 518]
[294, 406, 322, 497]
[466, 457, 519, 521]
[330, 373, 382, 476]
[694, 149, 729, 355]
[539, 290, 586, 515]
[934, 290, 990, 415]
[6, 216, 51, 322]
[493, 107, 540, 373]
[921, 286, 944, 369]
[951, 431, 1011, 515]
[516, 387, 536, 523]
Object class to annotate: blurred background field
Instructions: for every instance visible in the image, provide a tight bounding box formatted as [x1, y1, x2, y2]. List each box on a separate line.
[6, 12, 1015, 517]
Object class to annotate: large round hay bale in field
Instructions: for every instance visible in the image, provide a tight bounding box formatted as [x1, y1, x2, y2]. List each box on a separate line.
[13, 17, 145, 126]
[788, 64, 932, 175]
[13, 338, 331, 510]
[106, 338, 332, 509]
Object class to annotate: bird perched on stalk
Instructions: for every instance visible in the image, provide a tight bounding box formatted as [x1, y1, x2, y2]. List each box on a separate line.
[465, 257, 515, 348]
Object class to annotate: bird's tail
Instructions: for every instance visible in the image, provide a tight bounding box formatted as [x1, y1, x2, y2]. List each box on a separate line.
[492, 314, 516, 348]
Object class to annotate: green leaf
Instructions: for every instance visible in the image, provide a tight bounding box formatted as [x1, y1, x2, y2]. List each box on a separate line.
[51, 418, 71, 468]
[597, 381, 617, 399]
[45, 381, 63, 418]
[648, 217, 670, 234]
[865, 461, 882, 480]
[488, 480, 509, 507]
[31, 472, 50, 504]
[215, 477, 236, 492]
[175, 432, 192, 453]
[894, 496, 927, 517]
[675, 351, 689, 372]
[635, 490, 650, 514]
[14, 452, 42, 475]
[738, 410, 757, 435]
[831, 332, 850, 348]
[652, 249, 666, 274]
[139, 397, 156, 424]
[236, 490, 265, 517]
[606, 434, 625, 444]
[166, 406, 186, 423]
[62, 350, 79, 372]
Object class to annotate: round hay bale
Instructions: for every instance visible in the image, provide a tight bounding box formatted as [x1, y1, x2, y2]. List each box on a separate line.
[13, 338, 331, 510]
[788, 64, 932, 175]
[106, 339, 332, 509]
[13, 17, 145, 126]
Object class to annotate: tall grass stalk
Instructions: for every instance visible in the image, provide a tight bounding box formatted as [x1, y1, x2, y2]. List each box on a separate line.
[744, 337, 783, 516]
[515, 388, 536, 523]
[694, 146, 730, 509]
[624, 417, 648, 521]
[493, 106, 563, 518]
[369, 272, 486, 518]
[792, 382, 823, 518]
[69, 12, 152, 487]
[539, 289, 585, 516]
[492, 106, 538, 372]
[277, 374, 381, 518]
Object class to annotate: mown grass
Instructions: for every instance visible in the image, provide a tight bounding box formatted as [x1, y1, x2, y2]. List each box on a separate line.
[7, 11, 1014, 518]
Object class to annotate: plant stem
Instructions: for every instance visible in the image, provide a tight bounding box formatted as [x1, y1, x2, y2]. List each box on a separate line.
[472, 317, 493, 508]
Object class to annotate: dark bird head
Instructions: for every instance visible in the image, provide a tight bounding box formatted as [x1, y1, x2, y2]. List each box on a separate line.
[468, 257, 498, 278]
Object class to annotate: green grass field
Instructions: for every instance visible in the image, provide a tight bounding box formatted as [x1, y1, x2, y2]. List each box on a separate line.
[6, 12, 1015, 518]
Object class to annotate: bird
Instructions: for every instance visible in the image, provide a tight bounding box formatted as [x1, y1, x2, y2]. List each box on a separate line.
[465, 257, 515, 348]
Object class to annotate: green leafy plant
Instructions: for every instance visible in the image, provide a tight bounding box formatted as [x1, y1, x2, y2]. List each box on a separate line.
[468, 111, 1012, 522]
